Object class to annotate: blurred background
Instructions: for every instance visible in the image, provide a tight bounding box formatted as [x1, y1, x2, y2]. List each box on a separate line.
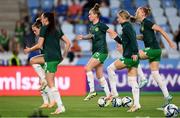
[0, 0, 180, 68]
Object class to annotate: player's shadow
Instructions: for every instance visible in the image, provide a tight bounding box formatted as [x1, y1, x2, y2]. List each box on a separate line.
[28, 108, 48, 118]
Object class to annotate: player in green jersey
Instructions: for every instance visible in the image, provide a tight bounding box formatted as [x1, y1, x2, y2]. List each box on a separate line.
[24, 12, 71, 114]
[30, 19, 52, 109]
[107, 10, 141, 112]
[76, 3, 117, 102]
[134, 7, 176, 107]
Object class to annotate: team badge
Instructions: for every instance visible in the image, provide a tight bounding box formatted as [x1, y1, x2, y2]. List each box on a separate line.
[95, 27, 99, 32]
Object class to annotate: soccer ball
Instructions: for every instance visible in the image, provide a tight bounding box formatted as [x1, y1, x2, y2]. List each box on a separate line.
[164, 104, 179, 117]
[122, 96, 133, 107]
[98, 96, 106, 107]
[112, 97, 122, 107]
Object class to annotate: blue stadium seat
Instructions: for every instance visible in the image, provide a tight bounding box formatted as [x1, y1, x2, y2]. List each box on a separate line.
[29, 7, 39, 22]
[135, 0, 148, 7]
[108, 42, 116, 51]
[40, 0, 54, 12]
[162, 0, 174, 8]
[134, 24, 141, 35]
[74, 24, 87, 35]
[55, 4, 68, 16]
[110, 7, 120, 18]
[137, 40, 145, 49]
[76, 57, 90, 65]
[27, 0, 40, 8]
[175, 0, 180, 9]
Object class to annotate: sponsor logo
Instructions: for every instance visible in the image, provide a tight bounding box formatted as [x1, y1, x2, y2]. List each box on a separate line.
[0, 66, 86, 96]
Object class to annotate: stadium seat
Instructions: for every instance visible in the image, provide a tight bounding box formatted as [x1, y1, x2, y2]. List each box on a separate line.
[154, 16, 167, 25]
[151, 8, 164, 17]
[135, 0, 148, 7]
[116, 24, 122, 35]
[108, 42, 116, 51]
[162, 0, 174, 8]
[61, 21, 74, 34]
[106, 24, 115, 43]
[40, 0, 54, 12]
[74, 24, 87, 35]
[110, 0, 120, 8]
[78, 40, 91, 52]
[27, 0, 40, 8]
[76, 57, 90, 65]
[168, 16, 180, 33]
[165, 7, 178, 17]
[66, 33, 76, 42]
[148, 0, 161, 8]
[175, 0, 180, 9]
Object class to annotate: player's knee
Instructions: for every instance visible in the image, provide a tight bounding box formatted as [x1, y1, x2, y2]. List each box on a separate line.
[30, 59, 35, 65]
[85, 66, 91, 72]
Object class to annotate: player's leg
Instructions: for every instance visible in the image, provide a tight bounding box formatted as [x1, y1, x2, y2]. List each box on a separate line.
[95, 64, 110, 97]
[44, 61, 65, 114]
[150, 61, 172, 107]
[106, 59, 127, 107]
[138, 50, 149, 88]
[147, 49, 172, 107]
[127, 67, 141, 112]
[30, 55, 47, 89]
[30, 55, 52, 108]
[39, 86, 49, 108]
[107, 59, 126, 97]
[83, 57, 101, 101]
[137, 64, 148, 88]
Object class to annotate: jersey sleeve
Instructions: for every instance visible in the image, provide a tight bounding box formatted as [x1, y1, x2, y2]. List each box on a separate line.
[145, 19, 154, 29]
[100, 23, 109, 32]
[39, 26, 47, 38]
[58, 28, 64, 39]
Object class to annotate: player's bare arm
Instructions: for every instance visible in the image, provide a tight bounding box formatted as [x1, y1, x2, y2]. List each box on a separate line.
[152, 24, 175, 48]
[24, 37, 44, 54]
[61, 35, 71, 58]
[76, 34, 93, 40]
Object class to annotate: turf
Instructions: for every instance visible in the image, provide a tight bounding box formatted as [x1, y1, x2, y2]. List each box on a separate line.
[0, 92, 179, 117]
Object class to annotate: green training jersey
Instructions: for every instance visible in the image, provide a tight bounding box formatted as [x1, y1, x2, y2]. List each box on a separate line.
[39, 25, 64, 62]
[89, 22, 109, 54]
[140, 18, 160, 49]
[120, 22, 138, 58]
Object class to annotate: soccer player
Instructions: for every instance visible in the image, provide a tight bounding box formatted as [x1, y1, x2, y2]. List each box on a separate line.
[24, 12, 71, 114]
[76, 3, 117, 102]
[107, 10, 141, 112]
[30, 19, 52, 108]
[134, 7, 175, 107]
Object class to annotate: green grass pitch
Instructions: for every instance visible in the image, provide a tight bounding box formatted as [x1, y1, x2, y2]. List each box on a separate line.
[0, 92, 179, 117]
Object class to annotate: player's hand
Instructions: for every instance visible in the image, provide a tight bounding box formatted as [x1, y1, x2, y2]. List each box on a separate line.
[76, 35, 83, 40]
[24, 47, 31, 54]
[131, 55, 138, 61]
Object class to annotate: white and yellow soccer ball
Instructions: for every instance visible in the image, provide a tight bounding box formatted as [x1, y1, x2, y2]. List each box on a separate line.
[112, 97, 122, 107]
[164, 104, 179, 117]
[122, 96, 133, 107]
[98, 96, 106, 107]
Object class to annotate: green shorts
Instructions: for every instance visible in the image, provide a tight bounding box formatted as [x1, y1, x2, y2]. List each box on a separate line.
[43, 61, 60, 73]
[120, 57, 139, 68]
[92, 52, 108, 63]
[143, 48, 162, 62]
